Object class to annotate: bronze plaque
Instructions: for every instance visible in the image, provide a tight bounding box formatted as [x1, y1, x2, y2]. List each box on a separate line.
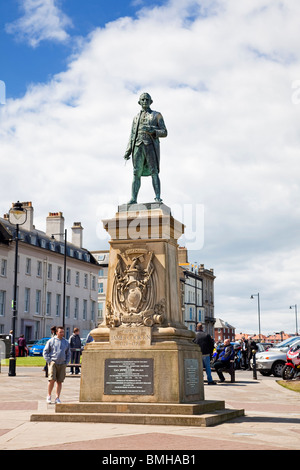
[184, 358, 200, 395]
[104, 358, 154, 395]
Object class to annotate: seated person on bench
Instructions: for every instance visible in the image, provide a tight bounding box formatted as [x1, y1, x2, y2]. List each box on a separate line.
[214, 339, 235, 382]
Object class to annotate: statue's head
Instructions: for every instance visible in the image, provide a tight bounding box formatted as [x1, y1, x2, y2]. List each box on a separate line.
[138, 92, 153, 107]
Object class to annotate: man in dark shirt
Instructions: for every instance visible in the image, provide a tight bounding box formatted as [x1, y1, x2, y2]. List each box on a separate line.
[194, 323, 216, 385]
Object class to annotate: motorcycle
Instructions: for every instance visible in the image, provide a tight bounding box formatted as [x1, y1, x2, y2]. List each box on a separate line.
[282, 342, 300, 380]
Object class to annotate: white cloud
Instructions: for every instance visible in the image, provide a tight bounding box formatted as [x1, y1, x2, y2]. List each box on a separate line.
[1, 0, 300, 334]
[5, 0, 72, 47]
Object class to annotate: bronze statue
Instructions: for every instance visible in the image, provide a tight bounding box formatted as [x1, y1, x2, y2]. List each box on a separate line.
[124, 93, 167, 204]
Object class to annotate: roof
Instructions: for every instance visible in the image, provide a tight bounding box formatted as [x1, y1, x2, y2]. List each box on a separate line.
[214, 318, 236, 330]
[0, 218, 98, 266]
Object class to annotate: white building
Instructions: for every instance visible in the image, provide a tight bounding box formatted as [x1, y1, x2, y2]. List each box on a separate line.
[90, 250, 109, 325]
[181, 269, 205, 332]
[0, 202, 99, 341]
[178, 247, 215, 335]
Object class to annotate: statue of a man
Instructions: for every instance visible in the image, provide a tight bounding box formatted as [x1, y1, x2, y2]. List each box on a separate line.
[124, 93, 168, 204]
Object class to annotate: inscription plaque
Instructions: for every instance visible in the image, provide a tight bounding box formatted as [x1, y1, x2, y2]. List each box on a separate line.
[104, 358, 154, 395]
[110, 327, 151, 349]
[184, 358, 200, 395]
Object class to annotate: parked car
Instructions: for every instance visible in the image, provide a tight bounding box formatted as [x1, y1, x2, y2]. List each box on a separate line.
[29, 337, 50, 356]
[259, 342, 274, 350]
[251, 336, 300, 377]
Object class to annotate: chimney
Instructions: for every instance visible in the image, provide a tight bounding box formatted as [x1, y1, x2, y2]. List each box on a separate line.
[71, 222, 83, 248]
[18, 201, 34, 231]
[178, 246, 188, 265]
[46, 212, 64, 241]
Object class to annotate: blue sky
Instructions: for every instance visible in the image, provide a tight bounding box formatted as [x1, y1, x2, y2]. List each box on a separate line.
[1, 1, 300, 334]
[0, 0, 166, 99]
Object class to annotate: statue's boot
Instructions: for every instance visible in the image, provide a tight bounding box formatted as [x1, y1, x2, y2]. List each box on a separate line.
[128, 177, 141, 204]
[152, 174, 162, 203]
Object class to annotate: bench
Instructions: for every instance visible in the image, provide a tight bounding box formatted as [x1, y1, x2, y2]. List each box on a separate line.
[218, 359, 235, 383]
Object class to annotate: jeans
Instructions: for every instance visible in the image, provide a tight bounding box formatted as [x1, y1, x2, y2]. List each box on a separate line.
[202, 354, 213, 383]
[70, 350, 80, 374]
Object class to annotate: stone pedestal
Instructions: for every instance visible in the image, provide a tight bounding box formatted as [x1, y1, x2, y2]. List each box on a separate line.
[80, 326, 204, 403]
[31, 203, 245, 425]
[80, 203, 205, 404]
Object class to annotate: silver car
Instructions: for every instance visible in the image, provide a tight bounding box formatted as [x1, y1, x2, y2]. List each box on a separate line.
[252, 337, 300, 377]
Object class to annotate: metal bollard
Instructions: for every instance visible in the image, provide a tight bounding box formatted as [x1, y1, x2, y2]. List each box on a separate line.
[252, 350, 257, 380]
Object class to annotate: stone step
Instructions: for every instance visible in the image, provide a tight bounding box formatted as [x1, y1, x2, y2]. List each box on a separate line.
[31, 408, 244, 427]
[55, 400, 225, 415]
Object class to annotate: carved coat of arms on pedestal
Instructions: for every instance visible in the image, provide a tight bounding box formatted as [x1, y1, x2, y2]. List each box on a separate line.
[105, 248, 165, 327]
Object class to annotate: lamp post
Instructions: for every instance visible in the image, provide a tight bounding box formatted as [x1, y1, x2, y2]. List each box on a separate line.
[8, 201, 27, 376]
[51, 229, 67, 329]
[289, 304, 299, 336]
[250, 293, 261, 340]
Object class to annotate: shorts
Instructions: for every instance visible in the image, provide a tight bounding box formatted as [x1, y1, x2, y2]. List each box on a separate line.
[48, 362, 66, 383]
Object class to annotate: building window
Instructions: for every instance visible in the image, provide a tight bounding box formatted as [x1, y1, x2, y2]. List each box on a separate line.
[83, 299, 87, 320]
[0, 291, 6, 316]
[25, 258, 31, 275]
[46, 292, 51, 316]
[98, 282, 104, 294]
[0, 259, 7, 277]
[57, 266, 62, 282]
[84, 273, 88, 288]
[74, 298, 79, 319]
[24, 288, 30, 313]
[66, 296, 70, 318]
[198, 309, 202, 322]
[35, 290, 41, 315]
[47, 264, 52, 280]
[98, 302, 103, 320]
[37, 261, 42, 277]
[91, 301, 95, 321]
[56, 294, 61, 317]
[91, 276, 96, 290]
[75, 271, 80, 286]
[98, 269, 104, 277]
[67, 269, 71, 284]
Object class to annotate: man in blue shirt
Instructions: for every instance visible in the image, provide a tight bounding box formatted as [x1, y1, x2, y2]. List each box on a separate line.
[43, 326, 71, 404]
[214, 339, 234, 382]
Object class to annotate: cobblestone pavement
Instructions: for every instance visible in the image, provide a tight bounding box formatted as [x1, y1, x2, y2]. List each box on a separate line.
[0, 366, 299, 450]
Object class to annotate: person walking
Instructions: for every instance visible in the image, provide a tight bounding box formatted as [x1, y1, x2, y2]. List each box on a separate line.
[241, 336, 249, 369]
[69, 327, 81, 375]
[194, 322, 216, 385]
[43, 326, 70, 404]
[17, 335, 27, 357]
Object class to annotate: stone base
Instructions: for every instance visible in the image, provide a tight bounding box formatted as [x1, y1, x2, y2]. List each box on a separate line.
[31, 401, 245, 427]
[79, 327, 204, 404]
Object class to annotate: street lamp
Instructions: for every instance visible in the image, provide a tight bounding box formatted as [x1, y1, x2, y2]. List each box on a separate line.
[289, 304, 299, 336]
[8, 201, 27, 376]
[51, 229, 67, 329]
[250, 293, 261, 340]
